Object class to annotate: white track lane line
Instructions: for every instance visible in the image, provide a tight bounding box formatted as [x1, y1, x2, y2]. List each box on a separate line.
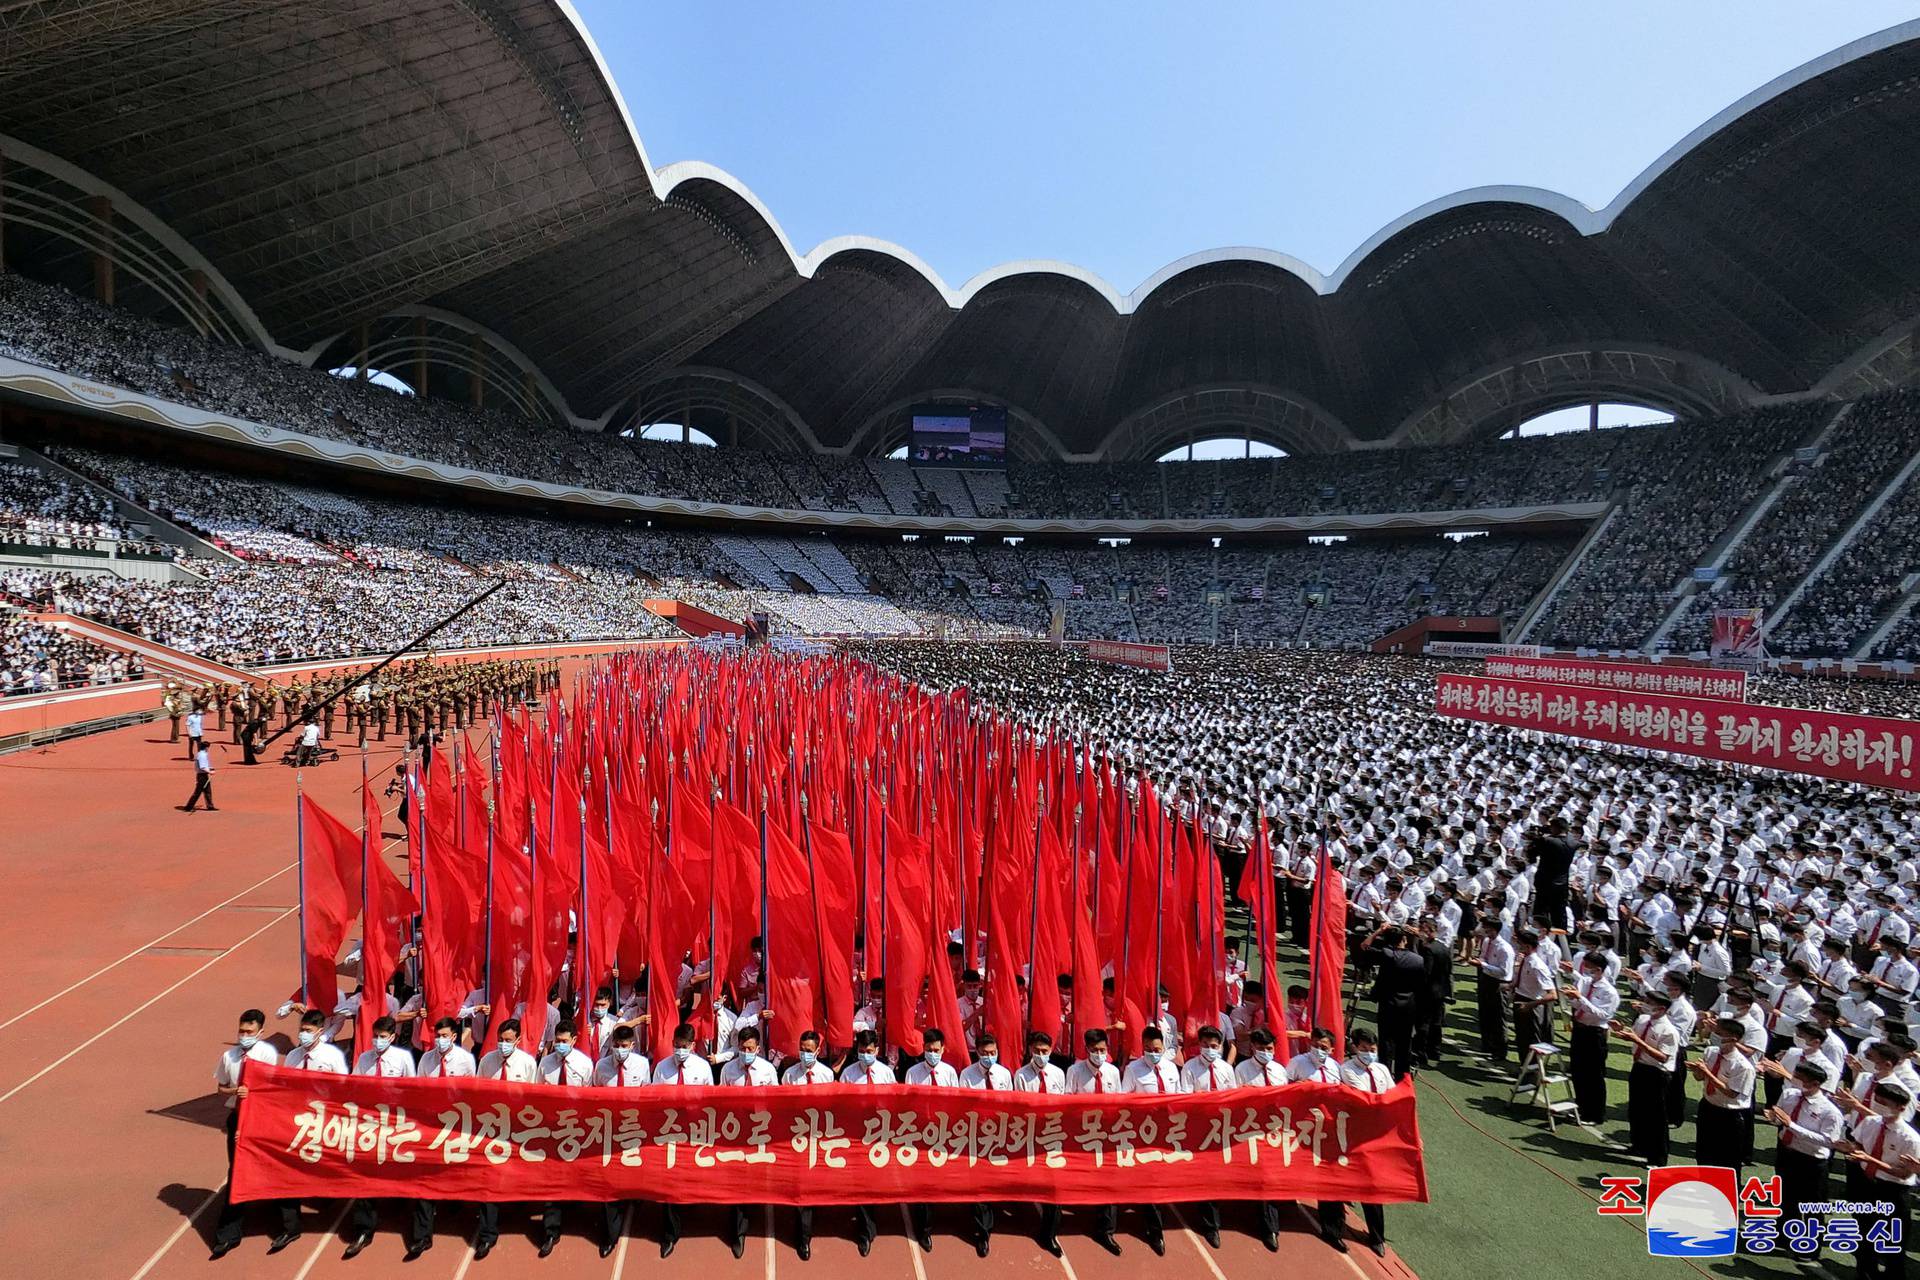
[1055, 1241, 1081, 1280]
[0, 861, 294, 1031]
[897, 1206, 930, 1280]
[448, 1240, 479, 1280]
[1291, 1203, 1372, 1280]
[764, 1204, 777, 1280]
[0, 908, 294, 1105]
[1167, 1206, 1231, 1280]
[289, 1204, 350, 1280]
[608, 1205, 633, 1279]
[127, 1184, 223, 1280]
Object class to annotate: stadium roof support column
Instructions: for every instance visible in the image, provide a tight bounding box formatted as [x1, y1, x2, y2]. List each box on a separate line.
[355, 322, 371, 380]
[470, 333, 485, 410]
[1589, 401, 1600, 432]
[0, 151, 6, 272]
[415, 316, 429, 398]
[86, 195, 112, 305]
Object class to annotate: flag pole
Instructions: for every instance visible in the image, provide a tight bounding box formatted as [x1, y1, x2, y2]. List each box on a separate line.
[1024, 785, 1046, 1032]
[758, 787, 772, 1037]
[799, 793, 834, 1048]
[877, 782, 889, 1051]
[295, 769, 308, 1007]
[1151, 796, 1169, 1036]
[578, 765, 592, 1059]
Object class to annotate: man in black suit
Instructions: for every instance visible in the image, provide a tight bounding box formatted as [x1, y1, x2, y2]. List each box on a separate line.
[1414, 916, 1454, 1067]
[1528, 816, 1578, 933]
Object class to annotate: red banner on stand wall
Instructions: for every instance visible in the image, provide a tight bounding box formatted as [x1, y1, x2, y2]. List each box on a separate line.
[1436, 673, 1920, 792]
[1484, 656, 1747, 702]
[231, 1062, 1427, 1206]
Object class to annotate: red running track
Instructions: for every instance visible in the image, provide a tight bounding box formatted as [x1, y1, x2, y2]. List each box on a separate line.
[0, 670, 1417, 1280]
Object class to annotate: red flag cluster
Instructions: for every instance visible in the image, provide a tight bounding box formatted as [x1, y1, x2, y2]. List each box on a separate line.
[294, 649, 1347, 1063]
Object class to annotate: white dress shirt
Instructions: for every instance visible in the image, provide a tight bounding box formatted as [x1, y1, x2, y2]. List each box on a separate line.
[1698, 1043, 1756, 1109]
[416, 1043, 476, 1078]
[905, 1058, 962, 1088]
[839, 1059, 897, 1085]
[652, 1053, 715, 1086]
[1065, 1058, 1121, 1093]
[1775, 1087, 1846, 1158]
[1341, 1058, 1396, 1093]
[592, 1052, 652, 1087]
[541, 1046, 597, 1086]
[284, 1040, 349, 1074]
[720, 1055, 780, 1086]
[353, 1045, 416, 1077]
[1122, 1055, 1185, 1094]
[1285, 1050, 1344, 1084]
[960, 1059, 1014, 1090]
[1181, 1053, 1236, 1093]
[1234, 1055, 1287, 1087]
[781, 1059, 836, 1086]
[477, 1046, 542, 1083]
[216, 1041, 279, 1107]
[1012, 1061, 1067, 1093]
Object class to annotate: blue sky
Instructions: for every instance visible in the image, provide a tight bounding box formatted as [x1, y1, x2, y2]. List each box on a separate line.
[574, 2, 1913, 292]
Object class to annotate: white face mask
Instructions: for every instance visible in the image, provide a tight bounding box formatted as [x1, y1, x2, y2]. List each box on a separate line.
[1874, 1100, 1905, 1118]
[1031, 1050, 1050, 1066]
[1357, 1051, 1378, 1066]
[923, 1048, 943, 1066]
[858, 1051, 878, 1067]
[741, 1048, 759, 1062]
[673, 1047, 691, 1063]
[298, 1030, 317, 1047]
[1144, 1049, 1163, 1065]
[372, 1036, 392, 1052]
[800, 1050, 818, 1067]
[1201, 1046, 1222, 1062]
[434, 1034, 454, 1053]
[555, 1041, 574, 1056]
[1309, 1047, 1329, 1064]
[237, 1034, 259, 1051]
[1252, 1049, 1274, 1065]
[1089, 1049, 1109, 1067]
[979, 1052, 998, 1067]
[612, 1047, 631, 1062]
[499, 1039, 516, 1055]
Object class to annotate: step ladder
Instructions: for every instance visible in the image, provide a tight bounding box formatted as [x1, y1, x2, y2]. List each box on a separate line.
[1508, 1043, 1581, 1132]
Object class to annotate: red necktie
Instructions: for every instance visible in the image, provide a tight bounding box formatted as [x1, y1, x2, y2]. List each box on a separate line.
[1038, 1068, 1048, 1095]
[1265, 1064, 1278, 1085]
[1368, 1069, 1381, 1095]
[438, 1053, 446, 1078]
[1870, 1120, 1889, 1166]
[1094, 1067, 1105, 1094]
[499, 1053, 509, 1081]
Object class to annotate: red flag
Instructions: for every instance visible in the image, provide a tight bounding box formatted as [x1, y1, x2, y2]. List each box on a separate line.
[1236, 812, 1288, 1040]
[296, 795, 357, 1016]
[1309, 832, 1348, 1054]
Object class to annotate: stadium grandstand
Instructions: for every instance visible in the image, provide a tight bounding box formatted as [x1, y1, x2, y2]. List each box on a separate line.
[5, 7, 1920, 1280]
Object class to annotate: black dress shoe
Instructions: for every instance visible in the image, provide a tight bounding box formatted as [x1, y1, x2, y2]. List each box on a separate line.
[342, 1233, 373, 1260]
[1324, 1233, 1349, 1254]
[1262, 1231, 1280, 1252]
[473, 1239, 493, 1260]
[600, 1238, 618, 1258]
[797, 1239, 811, 1261]
[729, 1236, 745, 1260]
[1203, 1227, 1221, 1248]
[537, 1236, 557, 1259]
[1147, 1234, 1166, 1257]
[403, 1240, 431, 1262]
[268, 1231, 300, 1254]
[915, 1229, 933, 1252]
[1095, 1232, 1122, 1256]
[1039, 1235, 1063, 1258]
[659, 1238, 677, 1259]
[1368, 1232, 1388, 1256]
[208, 1241, 237, 1261]
[975, 1237, 990, 1258]
[856, 1236, 872, 1257]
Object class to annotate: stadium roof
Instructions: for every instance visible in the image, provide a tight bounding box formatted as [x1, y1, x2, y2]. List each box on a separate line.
[3, 4, 1919, 455]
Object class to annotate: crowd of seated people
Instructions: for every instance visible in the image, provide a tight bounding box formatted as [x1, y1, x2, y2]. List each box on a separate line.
[0, 612, 143, 695]
[1534, 404, 1830, 649]
[0, 457, 168, 554]
[1663, 391, 1920, 654]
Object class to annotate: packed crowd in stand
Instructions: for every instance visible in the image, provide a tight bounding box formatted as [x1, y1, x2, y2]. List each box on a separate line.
[0, 456, 167, 554]
[0, 613, 141, 695]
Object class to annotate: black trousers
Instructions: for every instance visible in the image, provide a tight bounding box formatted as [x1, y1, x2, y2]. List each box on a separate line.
[1855, 1182, 1909, 1279]
[1568, 1022, 1608, 1124]
[1665, 1045, 1690, 1128]
[1318, 1200, 1384, 1241]
[661, 1202, 680, 1246]
[1512, 1000, 1551, 1054]
[1627, 1063, 1670, 1165]
[1189, 1199, 1220, 1238]
[214, 1111, 298, 1248]
[1288, 885, 1313, 949]
[1476, 973, 1508, 1059]
[1763, 1035, 1792, 1108]
[1378, 996, 1418, 1080]
[1416, 995, 1448, 1064]
[794, 1204, 875, 1247]
[348, 1196, 433, 1250]
[185, 771, 214, 810]
[1693, 1102, 1752, 1180]
[1777, 1148, 1830, 1228]
[727, 1204, 752, 1247]
[1034, 1202, 1060, 1243]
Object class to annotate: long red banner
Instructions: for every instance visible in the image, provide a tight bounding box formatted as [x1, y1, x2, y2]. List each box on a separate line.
[231, 1062, 1427, 1206]
[1436, 673, 1920, 791]
[1485, 655, 1747, 701]
[1085, 639, 1172, 672]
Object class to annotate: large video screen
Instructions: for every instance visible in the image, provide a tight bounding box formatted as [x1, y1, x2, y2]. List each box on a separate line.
[910, 404, 1007, 468]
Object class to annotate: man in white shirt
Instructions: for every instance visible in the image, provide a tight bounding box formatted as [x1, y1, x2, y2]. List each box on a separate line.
[1116, 1026, 1178, 1257]
[209, 1008, 298, 1259]
[343, 1016, 425, 1261]
[1321, 1029, 1394, 1255]
[183, 743, 217, 812]
[1013, 1030, 1067, 1257]
[1563, 951, 1620, 1127]
[1691, 1021, 1757, 1178]
[827, 1029, 893, 1258]
[1179, 1026, 1234, 1248]
[720, 1026, 776, 1259]
[284, 1010, 349, 1074]
[1287, 1027, 1345, 1084]
[475, 1017, 542, 1084]
[1231, 1027, 1286, 1252]
[958, 1031, 1010, 1256]
[904, 1028, 961, 1252]
[648, 1023, 712, 1258]
[1510, 928, 1558, 1053]
[1612, 991, 1680, 1168]
[1475, 919, 1514, 1059]
[1767, 1060, 1848, 1230]
[416, 1016, 474, 1079]
[1842, 1080, 1919, 1275]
